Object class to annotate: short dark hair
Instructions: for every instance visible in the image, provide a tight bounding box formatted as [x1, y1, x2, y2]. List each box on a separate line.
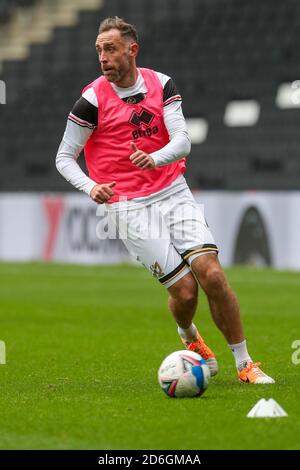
[98, 16, 139, 43]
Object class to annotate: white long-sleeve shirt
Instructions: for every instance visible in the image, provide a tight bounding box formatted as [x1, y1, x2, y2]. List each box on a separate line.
[56, 70, 191, 199]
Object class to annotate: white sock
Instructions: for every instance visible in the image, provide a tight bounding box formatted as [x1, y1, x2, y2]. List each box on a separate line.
[229, 339, 252, 370]
[178, 323, 198, 342]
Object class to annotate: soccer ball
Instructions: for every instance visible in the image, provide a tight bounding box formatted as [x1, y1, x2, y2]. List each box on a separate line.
[158, 350, 210, 398]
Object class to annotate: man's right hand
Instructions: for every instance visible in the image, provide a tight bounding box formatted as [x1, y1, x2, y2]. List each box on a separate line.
[90, 182, 116, 203]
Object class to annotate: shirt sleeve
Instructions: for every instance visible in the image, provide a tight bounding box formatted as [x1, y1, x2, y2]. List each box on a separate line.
[150, 78, 191, 166]
[162, 78, 182, 107]
[55, 93, 98, 195]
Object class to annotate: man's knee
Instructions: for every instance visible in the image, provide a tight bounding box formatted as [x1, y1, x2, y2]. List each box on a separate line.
[168, 272, 198, 307]
[195, 259, 227, 295]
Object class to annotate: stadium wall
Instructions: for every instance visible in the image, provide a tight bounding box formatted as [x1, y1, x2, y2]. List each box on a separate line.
[0, 191, 298, 269]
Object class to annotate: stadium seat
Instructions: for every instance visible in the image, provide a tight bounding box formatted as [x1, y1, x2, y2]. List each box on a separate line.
[0, 0, 300, 191]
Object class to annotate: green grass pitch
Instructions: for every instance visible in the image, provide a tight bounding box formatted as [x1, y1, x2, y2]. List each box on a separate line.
[0, 262, 299, 450]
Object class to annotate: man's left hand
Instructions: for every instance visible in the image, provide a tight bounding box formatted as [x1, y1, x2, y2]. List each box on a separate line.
[129, 142, 155, 170]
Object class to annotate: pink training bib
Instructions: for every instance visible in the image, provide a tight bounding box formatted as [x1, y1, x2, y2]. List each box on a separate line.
[83, 68, 186, 202]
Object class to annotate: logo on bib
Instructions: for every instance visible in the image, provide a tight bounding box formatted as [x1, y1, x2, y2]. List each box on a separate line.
[129, 108, 158, 139]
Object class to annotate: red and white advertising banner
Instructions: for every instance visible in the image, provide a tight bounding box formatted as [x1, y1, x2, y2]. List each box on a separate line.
[0, 191, 299, 269]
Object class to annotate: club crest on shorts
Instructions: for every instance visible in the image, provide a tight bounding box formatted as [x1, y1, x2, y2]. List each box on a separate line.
[150, 261, 165, 278]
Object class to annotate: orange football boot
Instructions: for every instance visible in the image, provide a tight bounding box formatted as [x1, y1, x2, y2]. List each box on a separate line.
[238, 361, 275, 384]
[181, 332, 218, 377]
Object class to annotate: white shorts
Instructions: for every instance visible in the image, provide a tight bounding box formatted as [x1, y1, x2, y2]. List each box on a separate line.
[108, 185, 218, 288]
